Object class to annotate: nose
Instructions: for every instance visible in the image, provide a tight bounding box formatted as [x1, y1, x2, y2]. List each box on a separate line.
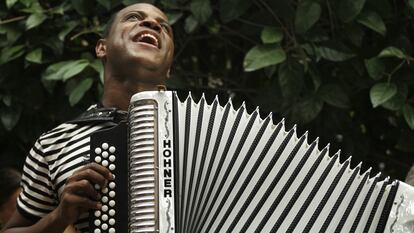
[139, 19, 162, 33]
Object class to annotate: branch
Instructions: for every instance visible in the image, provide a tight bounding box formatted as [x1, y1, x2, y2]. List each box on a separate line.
[0, 16, 26, 25]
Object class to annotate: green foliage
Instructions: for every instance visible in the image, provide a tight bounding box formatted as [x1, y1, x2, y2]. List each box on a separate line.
[1, 0, 414, 179]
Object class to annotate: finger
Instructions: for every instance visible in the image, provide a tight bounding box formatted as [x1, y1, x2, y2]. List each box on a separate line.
[62, 192, 102, 210]
[69, 169, 107, 188]
[84, 163, 114, 180]
[65, 179, 100, 201]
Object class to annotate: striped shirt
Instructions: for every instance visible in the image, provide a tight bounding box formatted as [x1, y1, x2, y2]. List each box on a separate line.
[17, 106, 124, 233]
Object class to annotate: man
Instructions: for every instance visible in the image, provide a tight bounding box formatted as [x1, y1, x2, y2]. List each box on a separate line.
[2, 3, 174, 233]
[0, 168, 21, 227]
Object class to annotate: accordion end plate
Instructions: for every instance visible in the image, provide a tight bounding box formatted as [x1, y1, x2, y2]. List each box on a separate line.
[384, 182, 414, 233]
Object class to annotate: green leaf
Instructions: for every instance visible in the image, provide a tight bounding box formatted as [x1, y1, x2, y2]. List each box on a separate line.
[90, 59, 104, 83]
[319, 84, 350, 108]
[6, 0, 18, 8]
[295, 0, 321, 34]
[337, 0, 366, 22]
[357, 11, 386, 36]
[292, 97, 324, 124]
[184, 15, 198, 33]
[42, 59, 90, 81]
[26, 13, 47, 30]
[403, 104, 414, 130]
[190, 0, 212, 24]
[0, 45, 25, 65]
[409, 0, 414, 10]
[370, 82, 397, 108]
[58, 21, 78, 41]
[278, 62, 304, 99]
[261, 27, 283, 44]
[381, 90, 406, 111]
[1, 106, 22, 131]
[364, 57, 384, 80]
[69, 78, 94, 106]
[166, 12, 183, 25]
[97, 0, 111, 10]
[25, 48, 42, 64]
[220, 0, 252, 22]
[378, 46, 407, 59]
[244, 44, 286, 72]
[316, 46, 356, 62]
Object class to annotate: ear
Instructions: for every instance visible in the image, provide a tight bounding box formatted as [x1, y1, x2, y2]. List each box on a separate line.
[166, 69, 171, 79]
[95, 39, 107, 58]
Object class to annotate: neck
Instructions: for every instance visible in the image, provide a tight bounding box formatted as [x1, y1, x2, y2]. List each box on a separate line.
[102, 77, 165, 111]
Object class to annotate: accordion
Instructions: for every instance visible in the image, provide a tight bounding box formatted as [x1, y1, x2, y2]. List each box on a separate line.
[89, 91, 414, 233]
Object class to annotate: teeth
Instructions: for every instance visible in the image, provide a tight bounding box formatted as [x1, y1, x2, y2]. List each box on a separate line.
[138, 33, 159, 47]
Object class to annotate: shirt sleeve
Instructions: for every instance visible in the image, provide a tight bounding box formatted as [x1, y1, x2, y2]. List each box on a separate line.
[17, 139, 58, 221]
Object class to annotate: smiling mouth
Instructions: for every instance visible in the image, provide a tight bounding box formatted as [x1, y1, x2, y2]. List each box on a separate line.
[136, 33, 159, 48]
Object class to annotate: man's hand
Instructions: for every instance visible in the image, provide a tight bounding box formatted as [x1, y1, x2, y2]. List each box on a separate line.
[53, 163, 113, 226]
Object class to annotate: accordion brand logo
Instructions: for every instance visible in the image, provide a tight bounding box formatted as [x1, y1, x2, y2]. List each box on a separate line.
[163, 139, 173, 198]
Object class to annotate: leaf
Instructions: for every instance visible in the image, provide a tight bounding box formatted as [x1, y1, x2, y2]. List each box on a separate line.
[357, 11, 386, 36]
[364, 57, 384, 80]
[381, 90, 406, 111]
[69, 78, 94, 106]
[278, 62, 304, 99]
[403, 104, 414, 130]
[0, 45, 25, 65]
[409, 0, 414, 11]
[90, 59, 104, 83]
[295, 0, 321, 34]
[6, 0, 18, 8]
[337, 0, 367, 22]
[184, 15, 198, 33]
[378, 46, 407, 59]
[190, 0, 212, 24]
[1, 106, 22, 131]
[166, 12, 183, 25]
[369, 82, 397, 108]
[97, 0, 111, 10]
[292, 97, 324, 124]
[26, 13, 47, 30]
[25, 48, 42, 64]
[261, 27, 283, 44]
[244, 44, 286, 72]
[319, 84, 350, 108]
[58, 21, 78, 41]
[42, 59, 90, 81]
[316, 46, 356, 62]
[219, 0, 252, 22]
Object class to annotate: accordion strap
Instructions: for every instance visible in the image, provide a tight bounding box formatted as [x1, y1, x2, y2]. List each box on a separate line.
[68, 104, 127, 124]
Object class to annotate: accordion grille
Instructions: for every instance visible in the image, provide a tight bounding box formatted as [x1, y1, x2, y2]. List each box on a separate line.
[128, 102, 159, 233]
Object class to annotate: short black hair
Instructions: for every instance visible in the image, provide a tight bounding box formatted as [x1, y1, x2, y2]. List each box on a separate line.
[0, 168, 21, 207]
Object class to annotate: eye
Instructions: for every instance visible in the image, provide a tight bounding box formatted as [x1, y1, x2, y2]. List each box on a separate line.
[126, 13, 144, 21]
[161, 23, 172, 34]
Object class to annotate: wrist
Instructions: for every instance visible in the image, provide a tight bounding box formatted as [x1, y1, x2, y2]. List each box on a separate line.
[48, 208, 69, 231]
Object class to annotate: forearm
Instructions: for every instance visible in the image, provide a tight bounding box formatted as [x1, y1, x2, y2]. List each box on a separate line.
[2, 210, 68, 233]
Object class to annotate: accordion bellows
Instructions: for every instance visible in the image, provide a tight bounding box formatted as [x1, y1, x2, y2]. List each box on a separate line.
[90, 91, 414, 233]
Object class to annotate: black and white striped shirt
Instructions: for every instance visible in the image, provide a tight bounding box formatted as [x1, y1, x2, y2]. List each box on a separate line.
[17, 106, 124, 233]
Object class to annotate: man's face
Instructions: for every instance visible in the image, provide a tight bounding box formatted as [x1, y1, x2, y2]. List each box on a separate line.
[98, 3, 174, 82]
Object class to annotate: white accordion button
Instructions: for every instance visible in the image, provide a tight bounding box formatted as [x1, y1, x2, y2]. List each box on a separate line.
[102, 143, 109, 150]
[109, 182, 115, 189]
[102, 151, 109, 158]
[109, 191, 115, 198]
[102, 196, 108, 203]
[94, 229, 101, 233]
[102, 205, 108, 212]
[109, 146, 116, 153]
[109, 164, 116, 171]
[109, 218, 115, 225]
[94, 219, 101, 226]
[109, 228, 115, 233]
[94, 210, 101, 217]
[102, 214, 108, 221]
[94, 156, 102, 163]
[102, 160, 109, 167]
[101, 223, 108, 231]
[109, 200, 115, 207]
[109, 209, 115, 216]
[94, 184, 101, 190]
[94, 148, 102, 154]
[109, 155, 115, 162]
